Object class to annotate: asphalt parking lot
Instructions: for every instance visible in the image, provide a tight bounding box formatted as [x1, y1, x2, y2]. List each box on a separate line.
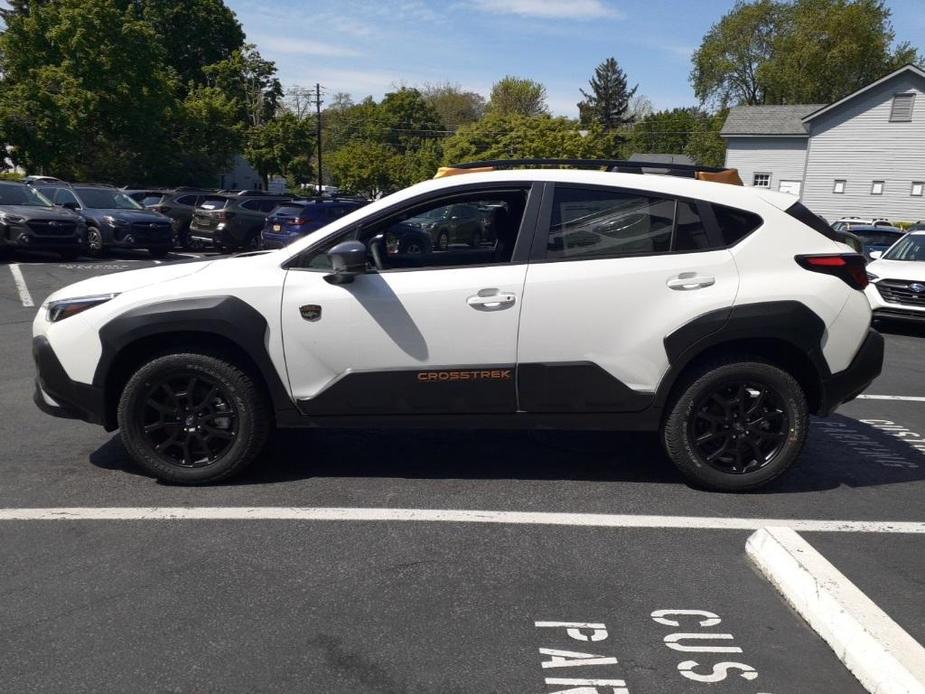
[1, 250, 923, 693]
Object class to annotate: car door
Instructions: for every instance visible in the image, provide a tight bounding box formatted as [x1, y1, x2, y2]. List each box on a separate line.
[516, 183, 743, 412]
[280, 184, 538, 416]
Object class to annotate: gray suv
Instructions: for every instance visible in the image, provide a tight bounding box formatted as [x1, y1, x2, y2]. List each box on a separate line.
[0, 182, 85, 259]
[189, 194, 292, 253]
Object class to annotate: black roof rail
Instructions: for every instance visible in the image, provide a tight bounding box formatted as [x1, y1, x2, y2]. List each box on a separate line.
[448, 158, 727, 177]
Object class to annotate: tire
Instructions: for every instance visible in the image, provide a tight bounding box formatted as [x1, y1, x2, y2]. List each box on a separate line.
[117, 352, 271, 484]
[662, 359, 808, 492]
[436, 230, 449, 251]
[86, 227, 105, 257]
[149, 247, 169, 258]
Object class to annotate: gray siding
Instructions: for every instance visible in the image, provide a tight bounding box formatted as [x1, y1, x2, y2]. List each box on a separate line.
[724, 137, 807, 191]
[802, 72, 925, 222]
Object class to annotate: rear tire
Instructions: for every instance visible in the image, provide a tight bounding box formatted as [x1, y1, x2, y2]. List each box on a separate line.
[117, 352, 271, 484]
[662, 360, 808, 492]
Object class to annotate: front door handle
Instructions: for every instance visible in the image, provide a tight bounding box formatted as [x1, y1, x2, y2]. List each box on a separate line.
[667, 273, 716, 291]
[467, 289, 516, 311]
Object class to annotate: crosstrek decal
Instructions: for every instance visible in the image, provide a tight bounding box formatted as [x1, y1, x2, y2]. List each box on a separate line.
[417, 369, 513, 382]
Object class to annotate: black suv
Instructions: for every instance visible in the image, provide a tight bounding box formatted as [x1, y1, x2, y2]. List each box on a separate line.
[189, 194, 293, 253]
[36, 184, 173, 258]
[0, 181, 85, 259]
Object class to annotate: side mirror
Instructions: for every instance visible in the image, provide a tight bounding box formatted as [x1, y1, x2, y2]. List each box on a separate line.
[324, 240, 367, 285]
[59, 201, 78, 210]
[869, 250, 883, 260]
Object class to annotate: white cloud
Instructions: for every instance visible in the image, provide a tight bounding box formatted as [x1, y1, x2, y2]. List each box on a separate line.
[250, 35, 363, 58]
[470, 0, 622, 20]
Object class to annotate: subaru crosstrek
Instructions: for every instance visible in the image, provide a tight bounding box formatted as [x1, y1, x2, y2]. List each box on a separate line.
[32, 161, 883, 491]
[0, 181, 85, 259]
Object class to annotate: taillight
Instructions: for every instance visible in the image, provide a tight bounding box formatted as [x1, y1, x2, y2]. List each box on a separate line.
[293, 217, 306, 225]
[795, 254, 868, 289]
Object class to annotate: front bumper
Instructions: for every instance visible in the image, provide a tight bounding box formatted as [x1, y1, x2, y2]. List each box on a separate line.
[33, 336, 108, 427]
[865, 282, 925, 321]
[817, 328, 884, 415]
[107, 225, 172, 250]
[2, 221, 83, 249]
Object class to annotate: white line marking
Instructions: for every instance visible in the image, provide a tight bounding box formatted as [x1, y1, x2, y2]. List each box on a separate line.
[8, 263, 34, 307]
[856, 394, 925, 402]
[0, 507, 922, 532]
[747, 527, 925, 693]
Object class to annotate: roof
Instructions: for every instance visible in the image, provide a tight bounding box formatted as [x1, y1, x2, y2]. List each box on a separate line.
[721, 105, 825, 137]
[803, 63, 925, 122]
[628, 153, 695, 165]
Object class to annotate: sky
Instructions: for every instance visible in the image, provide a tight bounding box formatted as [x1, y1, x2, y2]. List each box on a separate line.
[226, 0, 925, 117]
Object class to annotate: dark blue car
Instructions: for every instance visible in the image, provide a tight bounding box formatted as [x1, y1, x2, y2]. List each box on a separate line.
[849, 225, 905, 260]
[259, 199, 365, 249]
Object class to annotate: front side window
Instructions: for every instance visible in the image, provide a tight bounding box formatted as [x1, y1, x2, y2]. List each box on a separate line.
[54, 189, 80, 207]
[294, 188, 529, 271]
[547, 187, 674, 259]
[753, 173, 771, 188]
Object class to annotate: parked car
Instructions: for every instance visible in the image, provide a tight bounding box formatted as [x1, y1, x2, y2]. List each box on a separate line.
[412, 203, 491, 251]
[146, 189, 217, 249]
[259, 198, 366, 249]
[33, 159, 882, 491]
[0, 181, 85, 259]
[189, 194, 294, 252]
[865, 230, 925, 321]
[34, 183, 172, 258]
[831, 217, 892, 232]
[846, 225, 905, 261]
[23, 175, 64, 186]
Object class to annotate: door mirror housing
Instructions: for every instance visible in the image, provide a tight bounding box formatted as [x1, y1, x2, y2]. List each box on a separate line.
[869, 250, 882, 260]
[324, 240, 367, 284]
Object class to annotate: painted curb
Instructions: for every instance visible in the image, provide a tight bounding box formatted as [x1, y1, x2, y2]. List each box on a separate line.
[747, 527, 925, 694]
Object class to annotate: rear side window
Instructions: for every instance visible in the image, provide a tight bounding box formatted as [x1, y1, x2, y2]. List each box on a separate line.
[326, 205, 351, 220]
[176, 194, 199, 206]
[710, 204, 763, 245]
[673, 201, 712, 251]
[547, 187, 674, 259]
[786, 201, 839, 241]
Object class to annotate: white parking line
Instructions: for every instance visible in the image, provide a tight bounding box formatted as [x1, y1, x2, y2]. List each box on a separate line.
[0, 507, 922, 532]
[857, 394, 925, 402]
[8, 263, 34, 307]
[747, 527, 925, 693]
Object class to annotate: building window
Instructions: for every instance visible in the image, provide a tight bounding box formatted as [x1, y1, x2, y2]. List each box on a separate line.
[890, 93, 915, 122]
[871, 180, 885, 195]
[833, 179, 846, 194]
[753, 173, 771, 188]
[912, 182, 924, 197]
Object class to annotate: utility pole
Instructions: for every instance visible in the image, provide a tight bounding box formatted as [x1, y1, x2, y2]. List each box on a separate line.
[315, 83, 323, 198]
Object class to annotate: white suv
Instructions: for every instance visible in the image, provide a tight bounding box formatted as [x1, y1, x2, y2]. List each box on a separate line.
[866, 229, 925, 321]
[32, 161, 883, 491]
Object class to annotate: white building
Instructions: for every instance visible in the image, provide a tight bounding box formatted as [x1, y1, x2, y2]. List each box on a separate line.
[722, 64, 925, 222]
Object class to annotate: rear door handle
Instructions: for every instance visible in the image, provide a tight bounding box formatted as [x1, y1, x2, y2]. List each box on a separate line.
[667, 273, 716, 291]
[467, 289, 516, 310]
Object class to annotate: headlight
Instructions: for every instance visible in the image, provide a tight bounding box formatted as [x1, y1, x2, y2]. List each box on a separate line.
[103, 215, 127, 227]
[46, 293, 119, 322]
[866, 272, 879, 282]
[0, 213, 25, 224]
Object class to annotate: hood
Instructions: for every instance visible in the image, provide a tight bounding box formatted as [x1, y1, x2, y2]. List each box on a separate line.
[44, 259, 213, 304]
[866, 258, 925, 280]
[0, 205, 80, 221]
[92, 209, 170, 223]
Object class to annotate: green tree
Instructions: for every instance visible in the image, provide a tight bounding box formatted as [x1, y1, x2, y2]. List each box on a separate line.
[204, 43, 283, 128]
[629, 107, 728, 167]
[329, 141, 398, 198]
[692, 0, 919, 108]
[686, 109, 728, 168]
[378, 87, 445, 153]
[421, 82, 486, 130]
[578, 57, 638, 130]
[244, 111, 315, 186]
[487, 76, 548, 117]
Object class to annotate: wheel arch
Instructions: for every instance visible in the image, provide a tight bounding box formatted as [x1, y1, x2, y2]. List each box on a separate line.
[656, 301, 830, 415]
[95, 296, 295, 430]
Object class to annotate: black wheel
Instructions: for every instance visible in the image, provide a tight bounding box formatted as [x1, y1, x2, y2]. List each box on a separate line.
[436, 230, 449, 251]
[117, 353, 271, 484]
[662, 360, 808, 491]
[86, 227, 105, 257]
[149, 247, 169, 258]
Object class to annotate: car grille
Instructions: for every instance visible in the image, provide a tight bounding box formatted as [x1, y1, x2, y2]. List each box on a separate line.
[130, 222, 171, 241]
[876, 279, 925, 306]
[27, 220, 77, 236]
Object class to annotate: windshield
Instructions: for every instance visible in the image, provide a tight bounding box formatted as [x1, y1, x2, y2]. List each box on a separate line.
[199, 196, 229, 210]
[883, 234, 925, 261]
[74, 188, 143, 210]
[0, 184, 53, 207]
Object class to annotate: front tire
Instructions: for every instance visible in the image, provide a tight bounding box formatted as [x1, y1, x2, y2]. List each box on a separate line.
[662, 360, 808, 492]
[86, 227, 105, 257]
[117, 353, 271, 484]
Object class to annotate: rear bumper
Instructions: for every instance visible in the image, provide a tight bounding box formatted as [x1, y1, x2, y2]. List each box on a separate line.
[32, 336, 108, 427]
[259, 232, 296, 249]
[818, 328, 884, 415]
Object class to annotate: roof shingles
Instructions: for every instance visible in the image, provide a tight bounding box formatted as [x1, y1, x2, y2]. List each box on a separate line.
[720, 104, 825, 137]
